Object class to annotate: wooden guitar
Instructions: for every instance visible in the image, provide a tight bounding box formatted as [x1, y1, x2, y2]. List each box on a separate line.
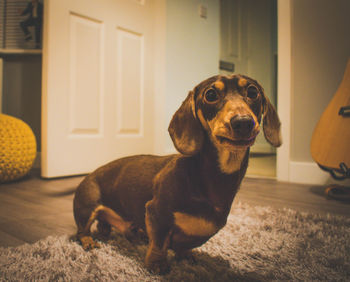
[311, 58, 350, 180]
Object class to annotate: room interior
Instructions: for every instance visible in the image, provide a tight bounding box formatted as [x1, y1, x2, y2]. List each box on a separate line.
[0, 0, 349, 279]
[1, 0, 349, 229]
[1, 0, 350, 183]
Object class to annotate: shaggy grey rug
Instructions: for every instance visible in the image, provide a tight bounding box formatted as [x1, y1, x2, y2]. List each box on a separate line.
[0, 202, 349, 281]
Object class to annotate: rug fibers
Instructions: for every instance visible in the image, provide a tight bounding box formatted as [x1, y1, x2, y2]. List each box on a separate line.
[0, 202, 349, 281]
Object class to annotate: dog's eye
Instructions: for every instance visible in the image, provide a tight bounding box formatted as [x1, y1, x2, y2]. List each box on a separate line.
[247, 86, 259, 99]
[204, 89, 219, 103]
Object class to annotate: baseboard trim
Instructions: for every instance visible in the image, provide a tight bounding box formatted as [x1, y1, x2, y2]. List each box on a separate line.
[251, 143, 275, 154]
[289, 161, 350, 186]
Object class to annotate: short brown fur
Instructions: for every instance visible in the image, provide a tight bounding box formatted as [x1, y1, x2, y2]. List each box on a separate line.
[73, 74, 281, 274]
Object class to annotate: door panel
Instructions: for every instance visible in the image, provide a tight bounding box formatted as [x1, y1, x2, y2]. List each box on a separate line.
[42, 0, 155, 177]
[116, 27, 144, 136]
[69, 13, 104, 136]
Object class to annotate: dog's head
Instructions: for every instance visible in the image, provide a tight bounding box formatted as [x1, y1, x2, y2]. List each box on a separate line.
[169, 74, 282, 155]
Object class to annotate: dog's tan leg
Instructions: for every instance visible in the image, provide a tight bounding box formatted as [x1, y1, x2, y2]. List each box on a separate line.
[96, 205, 133, 235]
[144, 201, 172, 274]
[76, 205, 132, 250]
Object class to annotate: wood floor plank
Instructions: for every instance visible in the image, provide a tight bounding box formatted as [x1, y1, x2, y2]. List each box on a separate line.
[0, 193, 73, 222]
[0, 230, 26, 247]
[238, 178, 350, 217]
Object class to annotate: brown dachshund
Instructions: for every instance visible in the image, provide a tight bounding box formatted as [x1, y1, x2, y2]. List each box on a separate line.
[73, 74, 282, 273]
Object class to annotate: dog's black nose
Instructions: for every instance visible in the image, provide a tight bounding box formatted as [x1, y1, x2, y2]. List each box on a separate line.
[230, 115, 255, 138]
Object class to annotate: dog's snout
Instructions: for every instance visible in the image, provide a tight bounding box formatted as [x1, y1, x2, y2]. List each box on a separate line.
[230, 115, 255, 138]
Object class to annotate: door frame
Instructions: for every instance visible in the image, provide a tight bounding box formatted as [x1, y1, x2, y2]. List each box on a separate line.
[153, 0, 167, 155]
[276, 0, 292, 182]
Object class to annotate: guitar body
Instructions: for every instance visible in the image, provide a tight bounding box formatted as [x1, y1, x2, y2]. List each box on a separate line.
[311, 59, 350, 170]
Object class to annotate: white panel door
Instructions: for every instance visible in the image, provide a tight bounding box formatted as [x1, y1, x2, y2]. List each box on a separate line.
[41, 0, 156, 177]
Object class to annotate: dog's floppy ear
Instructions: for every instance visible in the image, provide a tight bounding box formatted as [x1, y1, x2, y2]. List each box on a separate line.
[168, 90, 204, 155]
[262, 94, 282, 147]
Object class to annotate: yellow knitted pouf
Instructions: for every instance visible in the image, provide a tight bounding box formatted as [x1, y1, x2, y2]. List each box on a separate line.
[0, 114, 37, 183]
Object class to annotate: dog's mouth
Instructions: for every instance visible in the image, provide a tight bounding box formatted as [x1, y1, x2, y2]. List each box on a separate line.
[216, 135, 256, 148]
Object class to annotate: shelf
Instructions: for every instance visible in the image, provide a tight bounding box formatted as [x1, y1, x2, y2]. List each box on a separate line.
[0, 49, 42, 55]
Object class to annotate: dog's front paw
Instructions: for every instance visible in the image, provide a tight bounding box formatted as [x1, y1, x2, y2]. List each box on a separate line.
[80, 236, 100, 250]
[145, 259, 170, 274]
[175, 249, 197, 264]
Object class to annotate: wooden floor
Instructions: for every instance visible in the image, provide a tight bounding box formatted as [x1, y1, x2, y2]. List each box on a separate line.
[0, 169, 349, 248]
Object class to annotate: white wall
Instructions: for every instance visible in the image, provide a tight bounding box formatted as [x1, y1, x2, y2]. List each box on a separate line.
[163, 0, 220, 153]
[291, 0, 350, 163]
[278, 0, 350, 184]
